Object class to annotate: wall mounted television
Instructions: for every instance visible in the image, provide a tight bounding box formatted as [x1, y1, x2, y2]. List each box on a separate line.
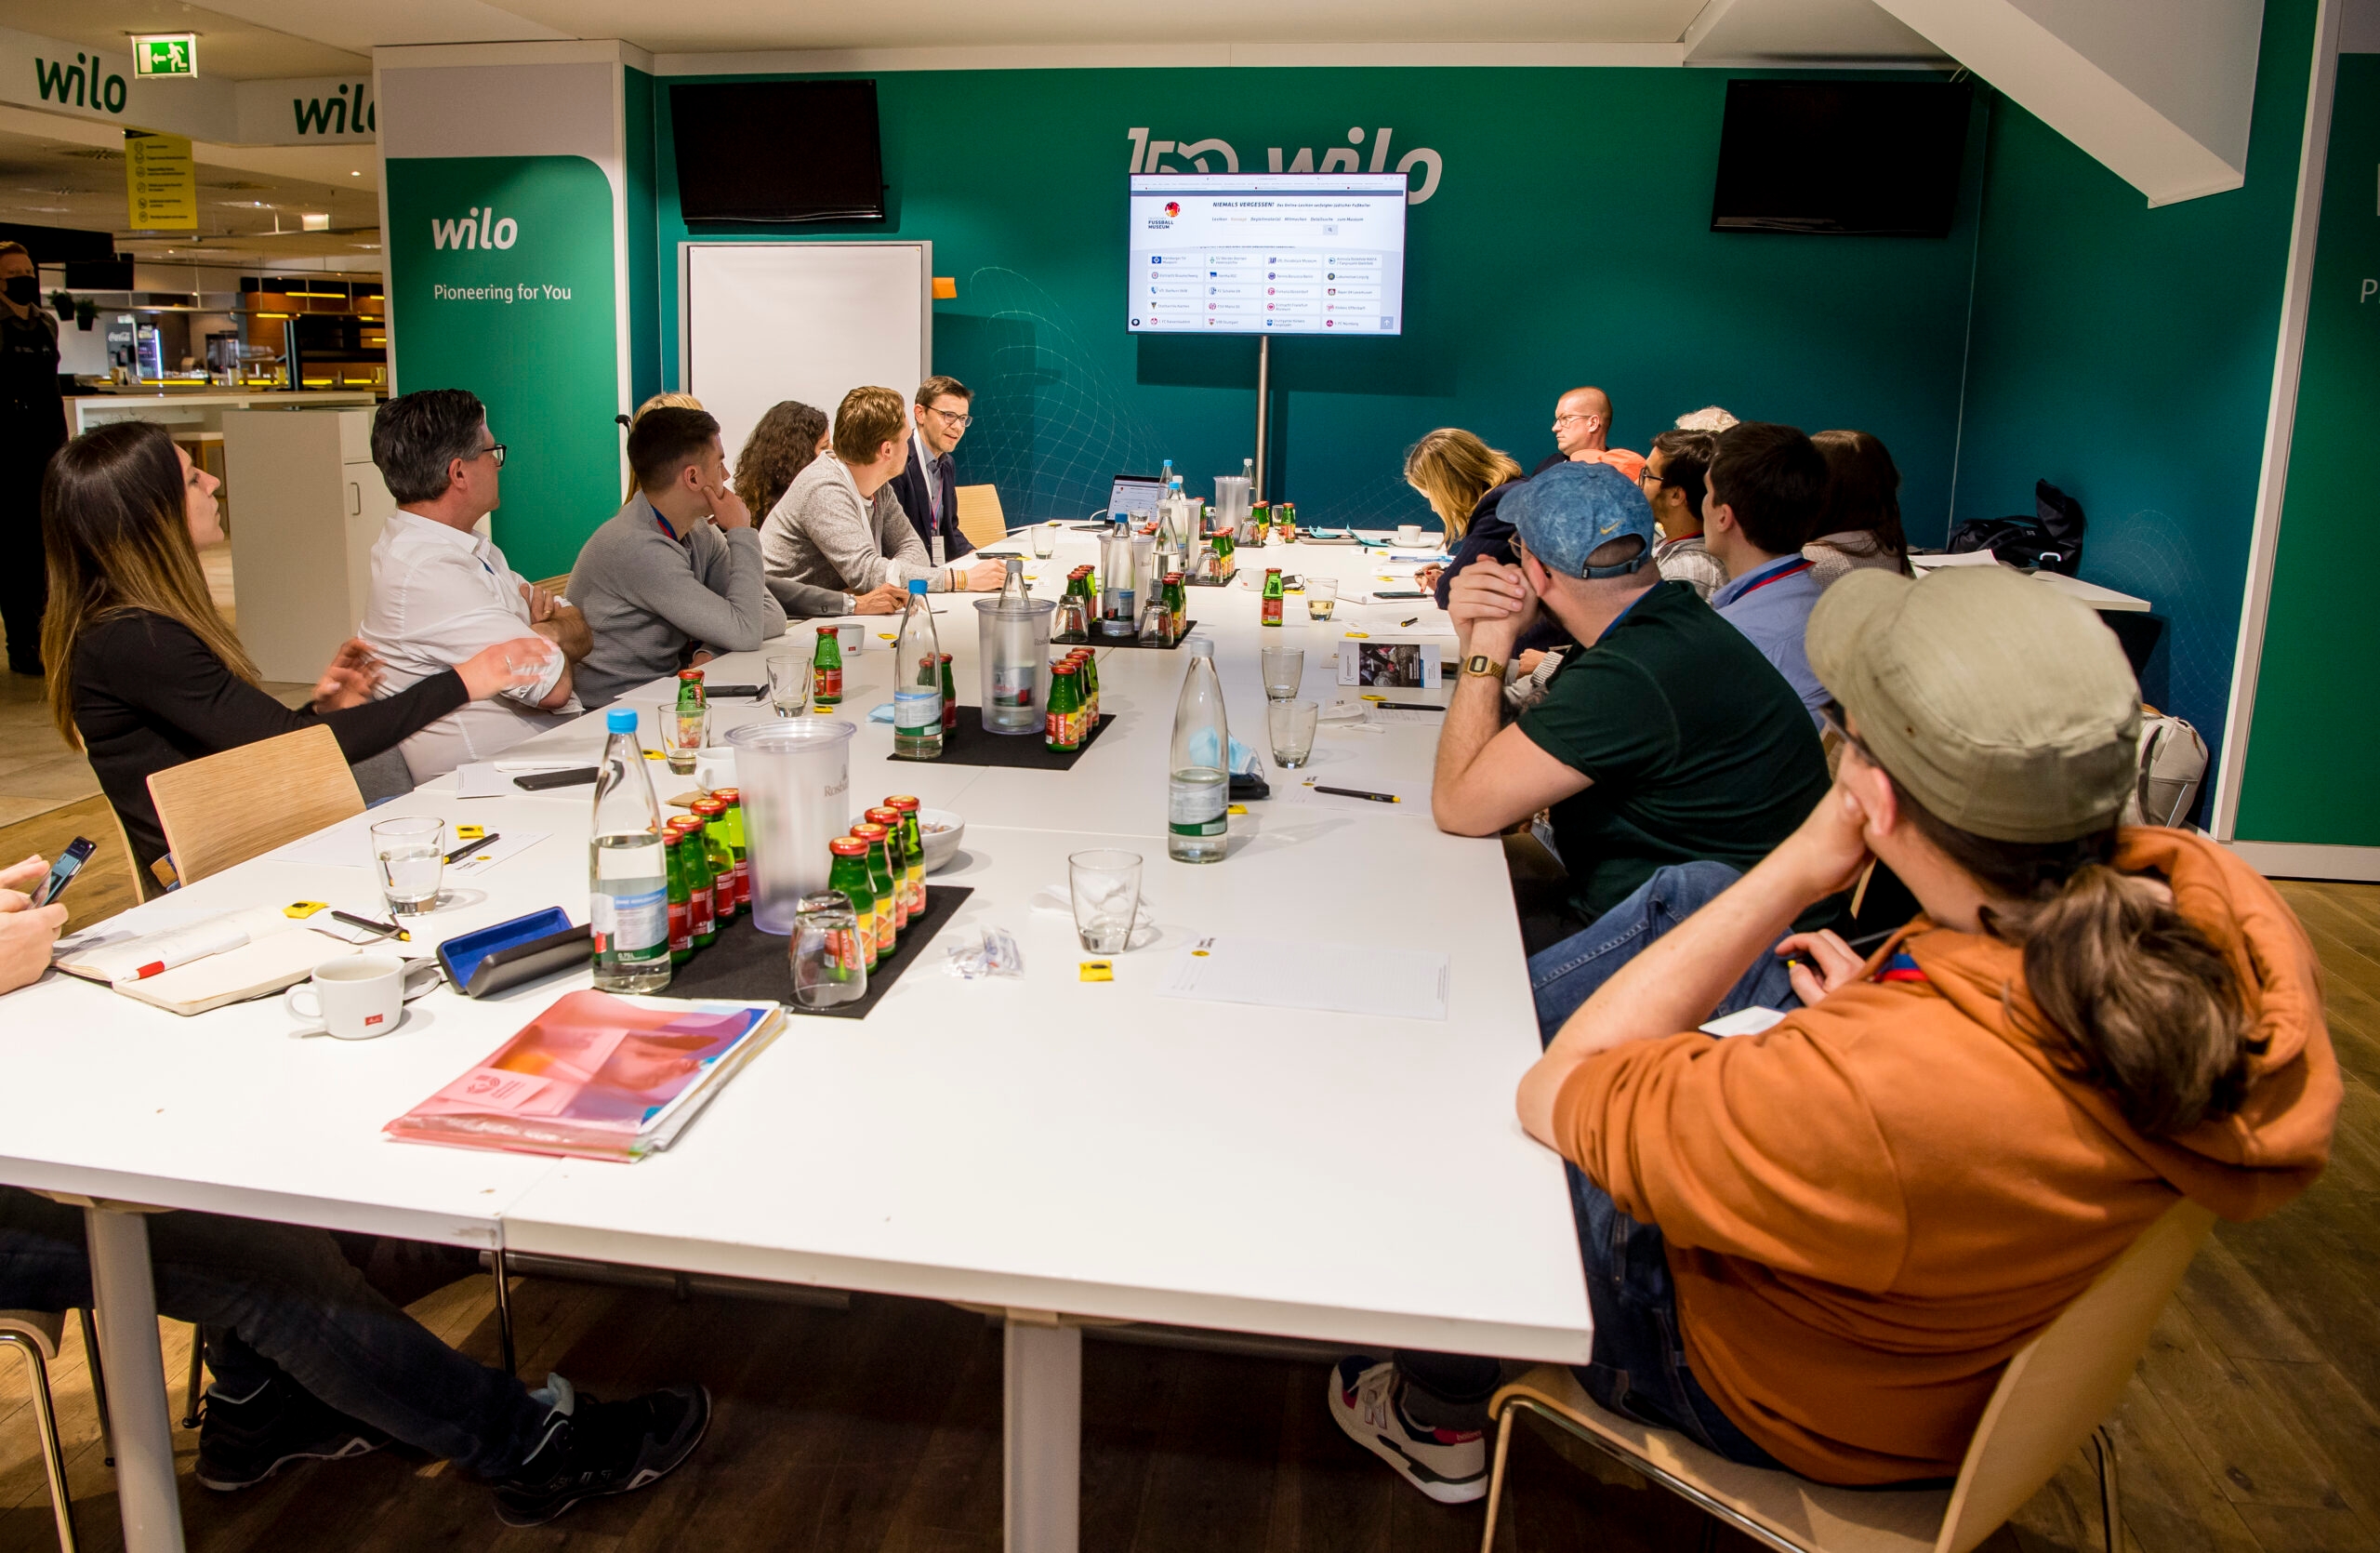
[1711, 80, 1972, 237]
[672, 80, 886, 223]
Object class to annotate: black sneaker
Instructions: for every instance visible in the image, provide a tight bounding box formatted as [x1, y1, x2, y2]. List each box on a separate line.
[492, 1374, 710, 1527]
[194, 1374, 389, 1491]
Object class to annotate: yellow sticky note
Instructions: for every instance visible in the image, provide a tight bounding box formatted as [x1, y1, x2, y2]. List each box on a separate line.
[878, 632, 897, 642]
[1227, 803, 1248, 816]
[1346, 630, 1369, 639]
[453, 825, 486, 843]
[1359, 693, 1384, 702]
[284, 901, 328, 919]
[1078, 961, 1113, 982]
[643, 749, 666, 760]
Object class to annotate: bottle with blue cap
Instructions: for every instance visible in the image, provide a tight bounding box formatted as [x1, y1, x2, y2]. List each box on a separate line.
[893, 577, 945, 760]
[590, 705, 671, 989]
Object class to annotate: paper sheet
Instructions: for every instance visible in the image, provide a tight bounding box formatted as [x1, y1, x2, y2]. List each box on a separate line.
[1700, 1006, 1791, 1038]
[1157, 934, 1448, 1021]
[1908, 550, 1999, 569]
[454, 760, 581, 799]
[265, 817, 549, 877]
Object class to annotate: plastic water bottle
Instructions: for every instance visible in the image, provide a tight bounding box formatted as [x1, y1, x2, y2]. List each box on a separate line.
[1168, 638, 1230, 863]
[1160, 457, 1174, 495]
[591, 705, 671, 990]
[893, 577, 945, 759]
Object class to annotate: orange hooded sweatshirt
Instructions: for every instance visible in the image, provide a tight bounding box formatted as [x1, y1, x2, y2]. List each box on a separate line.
[1552, 829, 2339, 1484]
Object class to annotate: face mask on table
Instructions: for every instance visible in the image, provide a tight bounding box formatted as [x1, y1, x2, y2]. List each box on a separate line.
[2, 276, 39, 305]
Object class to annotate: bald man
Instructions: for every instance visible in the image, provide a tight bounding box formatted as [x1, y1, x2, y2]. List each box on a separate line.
[1536, 386, 1646, 483]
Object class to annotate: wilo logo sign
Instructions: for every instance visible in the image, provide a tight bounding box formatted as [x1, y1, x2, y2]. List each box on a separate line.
[1124, 126, 1443, 203]
[431, 207, 520, 250]
[291, 80, 373, 138]
[33, 50, 127, 115]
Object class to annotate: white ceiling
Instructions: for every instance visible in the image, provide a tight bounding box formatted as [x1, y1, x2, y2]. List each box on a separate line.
[0, 0, 367, 79]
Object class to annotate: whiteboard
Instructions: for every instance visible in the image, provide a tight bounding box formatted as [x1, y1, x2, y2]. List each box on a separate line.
[680, 242, 933, 483]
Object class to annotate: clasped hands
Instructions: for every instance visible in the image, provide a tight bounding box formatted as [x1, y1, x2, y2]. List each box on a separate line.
[1445, 558, 1541, 657]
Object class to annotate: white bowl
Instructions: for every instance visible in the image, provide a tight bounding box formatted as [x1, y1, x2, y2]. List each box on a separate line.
[917, 808, 966, 872]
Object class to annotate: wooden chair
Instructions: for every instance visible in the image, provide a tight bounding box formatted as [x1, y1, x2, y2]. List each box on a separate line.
[1480, 1200, 2216, 1553]
[0, 1311, 79, 1550]
[146, 724, 364, 887]
[955, 484, 1010, 551]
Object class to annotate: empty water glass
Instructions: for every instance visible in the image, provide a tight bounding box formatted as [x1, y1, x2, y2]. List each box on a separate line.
[1304, 577, 1340, 621]
[1261, 646, 1303, 701]
[766, 654, 811, 717]
[1267, 699, 1319, 769]
[1030, 522, 1059, 560]
[1068, 849, 1144, 954]
[372, 816, 446, 916]
[790, 891, 868, 1007]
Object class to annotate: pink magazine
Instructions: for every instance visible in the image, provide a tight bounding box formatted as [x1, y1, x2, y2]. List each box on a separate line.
[386, 990, 782, 1161]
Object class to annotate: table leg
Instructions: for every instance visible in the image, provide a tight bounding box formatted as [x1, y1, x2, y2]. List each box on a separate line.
[84, 1207, 186, 1553]
[1003, 1319, 1080, 1553]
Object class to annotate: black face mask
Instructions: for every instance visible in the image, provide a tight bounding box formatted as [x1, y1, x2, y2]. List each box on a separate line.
[2, 276, 38, 305]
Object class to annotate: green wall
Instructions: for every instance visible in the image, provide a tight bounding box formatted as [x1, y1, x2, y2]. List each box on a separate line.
[1948, 0, 2317, 794]
[2235, 50, 2380, 843]
[649, 67, 1987, 535]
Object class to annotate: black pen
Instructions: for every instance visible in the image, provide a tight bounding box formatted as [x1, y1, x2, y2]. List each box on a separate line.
[444, 832, 499, 864]
[1311, 784, 1401, 804]
[331, 909, 410, 943]
[1374, 700, 1443, 712]
[1399, 616, 1420, 627]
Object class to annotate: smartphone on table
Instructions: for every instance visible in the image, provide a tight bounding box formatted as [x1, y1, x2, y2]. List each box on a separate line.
[30, 838, 96, 908]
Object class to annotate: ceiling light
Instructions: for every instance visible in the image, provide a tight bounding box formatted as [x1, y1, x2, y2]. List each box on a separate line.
[301, 213, 329, 231]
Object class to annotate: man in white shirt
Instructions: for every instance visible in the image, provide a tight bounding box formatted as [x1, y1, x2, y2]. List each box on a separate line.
[358, 389, 586, 782]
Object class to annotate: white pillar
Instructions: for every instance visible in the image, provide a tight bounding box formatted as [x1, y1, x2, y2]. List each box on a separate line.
[1003, 1318, 1081, 1553]
[85, 1207, 185, 1553]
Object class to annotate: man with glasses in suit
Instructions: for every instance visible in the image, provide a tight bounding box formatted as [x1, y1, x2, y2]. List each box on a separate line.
[888, 375, 977, 566]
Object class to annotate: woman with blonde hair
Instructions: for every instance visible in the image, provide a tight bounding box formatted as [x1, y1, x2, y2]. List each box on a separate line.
[619, 392, 707, 501]
[45, 420, 544, 883]
[1403, 428, 1525, 608]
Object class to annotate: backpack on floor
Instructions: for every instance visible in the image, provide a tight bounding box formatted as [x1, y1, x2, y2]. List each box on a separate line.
[2126, 710, 2208, 828]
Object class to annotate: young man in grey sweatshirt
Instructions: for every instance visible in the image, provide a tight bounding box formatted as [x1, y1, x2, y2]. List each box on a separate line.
[568, 406, 787, 709]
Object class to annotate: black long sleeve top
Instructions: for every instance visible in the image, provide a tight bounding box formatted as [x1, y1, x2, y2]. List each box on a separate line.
[72, 611, 469, 876]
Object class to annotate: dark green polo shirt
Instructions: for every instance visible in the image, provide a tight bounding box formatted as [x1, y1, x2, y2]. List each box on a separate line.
[1516, 580, 1832, 923]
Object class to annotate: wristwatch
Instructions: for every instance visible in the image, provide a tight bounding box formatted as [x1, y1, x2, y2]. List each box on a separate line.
[1462, 654, 1507, 681]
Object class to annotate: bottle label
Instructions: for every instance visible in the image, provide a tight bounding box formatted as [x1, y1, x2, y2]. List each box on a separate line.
[692, 886, 715, 939]
[668, 899, 691, 953]
[814, 667, 842, 703]
[894, 688, 942, 729]
[593, 885, 667, 952]
[1169, 777, 1228, 836]
[992, 664, 1035, 708]
[734, 859, 751, 910]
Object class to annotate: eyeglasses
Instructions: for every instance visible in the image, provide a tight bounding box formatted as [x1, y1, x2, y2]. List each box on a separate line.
[930, 408, 973, 429]
[1638, 467, 1669, 489]
[477, 443, 508, 469]
[1552, 413, 1600, 427]
[1818, 699, 1871, 763]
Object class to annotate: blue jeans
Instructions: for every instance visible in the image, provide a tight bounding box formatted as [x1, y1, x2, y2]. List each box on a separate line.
[1395, 863, 1797, 1467]
[1527, 861, 1798, 1045]
[0, 1188, 546, 1479]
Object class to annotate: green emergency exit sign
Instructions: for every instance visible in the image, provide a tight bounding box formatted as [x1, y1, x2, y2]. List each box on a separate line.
[129, 33, 197, 78]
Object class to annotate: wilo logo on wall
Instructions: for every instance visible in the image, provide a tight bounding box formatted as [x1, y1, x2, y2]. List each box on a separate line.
[1125, 126, 1443, 204]
[291, 80, 373, 138]
[431, 207, 520, 250]
[33, 51, 127, 115]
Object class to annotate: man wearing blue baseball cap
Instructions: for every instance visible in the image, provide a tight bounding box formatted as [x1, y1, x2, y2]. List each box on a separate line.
[1329, 459, 1835, 1502]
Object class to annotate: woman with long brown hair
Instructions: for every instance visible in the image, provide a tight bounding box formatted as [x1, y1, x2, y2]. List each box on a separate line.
[734, 399, 905, 617]
[1403, 428, 1525, 609]
[45, 420, 545, 883]
[1804, 429, 1913, 586]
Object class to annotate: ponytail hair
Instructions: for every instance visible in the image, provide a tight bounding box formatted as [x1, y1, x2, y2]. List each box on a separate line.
[1889, 775, 2259, 1135]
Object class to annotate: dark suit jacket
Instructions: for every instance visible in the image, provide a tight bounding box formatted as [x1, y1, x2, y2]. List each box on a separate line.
[887, 436, 972, 563]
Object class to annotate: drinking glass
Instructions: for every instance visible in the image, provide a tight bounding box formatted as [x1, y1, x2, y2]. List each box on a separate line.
[1304, 577, 1340, 622]
[766, 655, 811, 718]
[790, 891, 868, 1007]
[1068, 849, 1144, 954]
[1260, 646, 1303, 701]
[664, 703, 708, 776]
[1266, 699, 1319, 769]
[372, 816, 446, 916]
[1030, 522, 1059, 560]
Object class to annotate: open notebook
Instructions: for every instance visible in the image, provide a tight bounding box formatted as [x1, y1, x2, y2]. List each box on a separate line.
[51, 906, 379, 1016]
[386, 989, 785, 1161]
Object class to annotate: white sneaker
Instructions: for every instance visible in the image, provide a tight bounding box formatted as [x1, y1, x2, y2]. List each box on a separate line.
[1328, 1357, 1487, 1504]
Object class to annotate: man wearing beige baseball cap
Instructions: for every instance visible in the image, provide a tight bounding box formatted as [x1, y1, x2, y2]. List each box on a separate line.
[1407, 564, 2339, 1490]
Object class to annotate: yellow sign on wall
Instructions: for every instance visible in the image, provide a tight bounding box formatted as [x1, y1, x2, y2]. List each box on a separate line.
[126, 128, 196, 229]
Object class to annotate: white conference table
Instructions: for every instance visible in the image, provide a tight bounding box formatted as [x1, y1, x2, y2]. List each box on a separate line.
[1, 530, 1591, 1553]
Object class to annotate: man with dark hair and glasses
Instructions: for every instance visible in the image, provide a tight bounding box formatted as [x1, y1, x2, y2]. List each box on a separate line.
[1641, 428, 1727, 601]
[889, 375, 977, 565]
[361, 387, 588, 781]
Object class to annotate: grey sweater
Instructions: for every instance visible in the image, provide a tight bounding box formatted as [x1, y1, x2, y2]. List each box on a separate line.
[567, 493, 787, 709]
[761, 454, 947, 596]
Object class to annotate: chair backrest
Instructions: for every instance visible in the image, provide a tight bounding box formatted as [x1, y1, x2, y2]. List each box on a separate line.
[147, 723, 364, 887]
[955, 484, 1008, 550]
[1934, 1199, 2215, 1553]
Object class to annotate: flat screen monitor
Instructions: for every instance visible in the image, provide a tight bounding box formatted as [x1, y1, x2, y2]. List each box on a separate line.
[672, 81, 886, 223]
[1128, 173, 1408, 335]
[1107, 474, 1166, 523]
[1711, 80, 1971, 237]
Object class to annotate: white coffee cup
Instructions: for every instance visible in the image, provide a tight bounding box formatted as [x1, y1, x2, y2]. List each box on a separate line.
[1396, 524, 1423, 545]
[285, 954, 442, 1040]
[694, 745, 737, 791]
[837, 622, 866, 654]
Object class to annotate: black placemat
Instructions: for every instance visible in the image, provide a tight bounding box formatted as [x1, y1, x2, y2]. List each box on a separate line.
[884, 709, 1114, 769]
[1078, 621, 1197, 651]
[656, 885, 974, 1017]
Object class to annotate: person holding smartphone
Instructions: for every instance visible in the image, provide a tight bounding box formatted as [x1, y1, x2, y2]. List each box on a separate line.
[0, 853, 67, 993]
